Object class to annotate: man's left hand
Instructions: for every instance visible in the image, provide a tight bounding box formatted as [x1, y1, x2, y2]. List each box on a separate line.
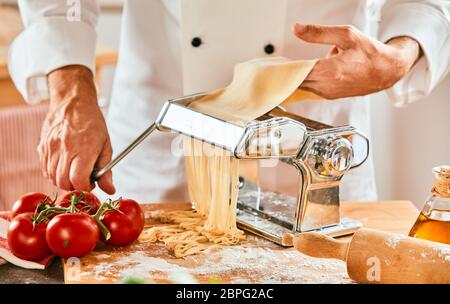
[293, 23, 421, 99]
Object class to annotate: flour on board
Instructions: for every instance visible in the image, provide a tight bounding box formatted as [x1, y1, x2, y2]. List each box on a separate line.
[384, 234, 407, 249]
[433, 245, 450, 262]
[87, 240, 351, 284]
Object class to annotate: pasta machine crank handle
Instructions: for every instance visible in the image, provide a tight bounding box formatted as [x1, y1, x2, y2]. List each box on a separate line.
[90, 122, 158, 183]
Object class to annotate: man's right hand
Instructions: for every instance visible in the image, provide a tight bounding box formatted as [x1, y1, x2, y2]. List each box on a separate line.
[38, 65, 116, 194]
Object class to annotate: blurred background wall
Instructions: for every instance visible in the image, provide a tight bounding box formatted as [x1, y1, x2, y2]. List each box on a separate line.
[371, 80, 450, 207]
[1, 0, 449, 209]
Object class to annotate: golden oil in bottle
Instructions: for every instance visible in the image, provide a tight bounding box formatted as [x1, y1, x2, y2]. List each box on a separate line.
[409, 210, 450, 244]
[409, 166, 450, 245]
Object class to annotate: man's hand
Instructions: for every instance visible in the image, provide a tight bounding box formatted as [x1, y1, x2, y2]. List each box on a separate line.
[38, 65, 115, 194]
[293, 23, 422, 99]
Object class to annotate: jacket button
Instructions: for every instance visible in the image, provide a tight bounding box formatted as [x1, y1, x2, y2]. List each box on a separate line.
[191, 37, 202, 47]
[264, 44, 275, 54]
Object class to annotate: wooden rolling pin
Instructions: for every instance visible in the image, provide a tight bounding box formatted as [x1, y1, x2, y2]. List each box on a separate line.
[285, 228, 450, 284]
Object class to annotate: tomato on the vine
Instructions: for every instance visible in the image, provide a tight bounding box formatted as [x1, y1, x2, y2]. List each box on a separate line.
[11, 192, 51, 218]
[9, 191, 145, 260]
[7, 212, 52, 261]
[46, 213, 99, 259]
[100, 198, 144, 246]
[56, 191, 100, 215]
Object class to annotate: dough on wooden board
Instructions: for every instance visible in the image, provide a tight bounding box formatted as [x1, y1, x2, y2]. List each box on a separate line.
[140, 57, 317, 257]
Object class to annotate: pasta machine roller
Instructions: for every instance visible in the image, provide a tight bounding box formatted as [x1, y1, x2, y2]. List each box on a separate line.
[93, 92, 369, 246]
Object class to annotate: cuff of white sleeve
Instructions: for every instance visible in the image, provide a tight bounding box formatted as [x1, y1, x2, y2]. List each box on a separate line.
[8, 17, 97, 105]
[379, 3, 450, 107]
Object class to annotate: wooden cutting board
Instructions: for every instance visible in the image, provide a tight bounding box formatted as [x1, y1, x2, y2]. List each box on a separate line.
[63, 201, 418, 284]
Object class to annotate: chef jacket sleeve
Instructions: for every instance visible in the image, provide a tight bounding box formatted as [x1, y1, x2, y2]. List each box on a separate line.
[379, 0, 450, 107]
[8, 0, 99, 104]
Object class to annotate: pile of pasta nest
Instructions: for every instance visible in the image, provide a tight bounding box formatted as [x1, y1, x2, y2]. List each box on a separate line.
[139, 57, 317, 258]
[140, 139, 244, 258]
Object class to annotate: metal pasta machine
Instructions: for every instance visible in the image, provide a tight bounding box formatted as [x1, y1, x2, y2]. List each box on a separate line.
[93, 93, 369, 246]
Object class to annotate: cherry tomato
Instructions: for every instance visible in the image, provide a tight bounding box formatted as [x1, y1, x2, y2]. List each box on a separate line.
[7, 212, 52, 261]
[100, 198, 144, 246]
[11, 192, 51, 218]
[46, 213, 99, 258]
[57, 191, 100, 215]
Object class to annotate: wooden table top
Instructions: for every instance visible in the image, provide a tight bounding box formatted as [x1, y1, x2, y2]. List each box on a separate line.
[341, 201, 418, 235]
[61, 200, 419, 284]
[0, 201, 419, 284]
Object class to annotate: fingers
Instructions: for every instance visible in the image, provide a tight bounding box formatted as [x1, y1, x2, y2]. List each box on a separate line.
[47, 139, 60, 187]
[69, 153, 96, 192]
[305, 57, 341, 81]
[55, 152, 75, 191]
[37, 141, 48, 179]
[327, 46, 340, 58]
[301, 57, 345, 99]
[44, 140, 114, 194]
[38, 114, 113, 194]
[301, 76, 359, 100]
[292, 23, 359, 49]
[300, 81, 336, 100]
[96, 141, 116, 195]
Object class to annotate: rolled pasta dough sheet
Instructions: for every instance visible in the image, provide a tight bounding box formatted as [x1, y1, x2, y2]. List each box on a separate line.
[190, 57, 317, 121]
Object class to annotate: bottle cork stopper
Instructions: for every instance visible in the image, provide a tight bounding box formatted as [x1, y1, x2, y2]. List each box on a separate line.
[433, 166, 450, 197]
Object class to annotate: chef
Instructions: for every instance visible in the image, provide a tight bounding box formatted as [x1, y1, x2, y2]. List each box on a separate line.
[8, 0, 450, 203]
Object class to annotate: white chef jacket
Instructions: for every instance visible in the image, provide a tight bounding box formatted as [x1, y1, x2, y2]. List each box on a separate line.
[9, 0, 450, 203]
